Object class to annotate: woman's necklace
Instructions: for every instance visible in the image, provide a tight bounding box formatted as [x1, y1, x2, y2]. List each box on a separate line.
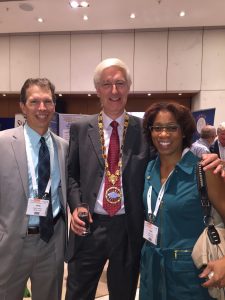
[98, 111, 129, 185]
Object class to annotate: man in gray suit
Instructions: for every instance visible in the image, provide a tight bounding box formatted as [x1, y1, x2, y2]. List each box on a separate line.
[66, 58, 150, 300]
[0, 78, 68, 300]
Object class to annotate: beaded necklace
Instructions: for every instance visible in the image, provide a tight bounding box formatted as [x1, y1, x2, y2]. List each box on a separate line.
[98, 111, 129, 185]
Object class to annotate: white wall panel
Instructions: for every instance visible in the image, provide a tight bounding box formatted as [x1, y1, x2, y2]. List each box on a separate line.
[102, 32, 134, 90]
[192, 91, 225, 127]
[71, 33, 101, 92]
[0, 36, 10, 91]
[167, 30, 202, 91]
[202, 29, 225, 90]
[10, 35, 39, 92]
[134, 31, 168, 92]
[40, 34, 70, 91]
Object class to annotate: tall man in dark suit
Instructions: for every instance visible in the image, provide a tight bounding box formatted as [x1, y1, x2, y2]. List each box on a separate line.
[0, 78, 68, 300]
[66, 58, 150, 300]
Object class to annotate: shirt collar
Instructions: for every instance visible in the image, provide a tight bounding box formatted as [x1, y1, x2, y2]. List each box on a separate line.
[102, 111, 126, 130]
[154, 148, 198, 176]
[177, 148, 199, 174]
[24, 123, 50, 146]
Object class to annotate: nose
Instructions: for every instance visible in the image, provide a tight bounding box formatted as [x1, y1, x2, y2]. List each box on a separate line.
[38, 101, 47, 110]
[159, 128, 169, 136]
[111, 84, 118, 94]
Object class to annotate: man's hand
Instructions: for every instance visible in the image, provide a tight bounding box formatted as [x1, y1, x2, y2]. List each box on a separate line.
[70, 208, 93, 236]
[201, 153, 225, 178]
[199, 257, 225, 288]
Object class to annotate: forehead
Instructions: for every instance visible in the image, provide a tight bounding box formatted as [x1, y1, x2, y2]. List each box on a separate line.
[26, 85, 52, 99]
[100, 66, 126, 81]
[154, 110, 176, 123]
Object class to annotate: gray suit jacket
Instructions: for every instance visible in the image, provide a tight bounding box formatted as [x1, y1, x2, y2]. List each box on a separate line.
[0, 125, 68, 287]
[66, 114, 150, 261]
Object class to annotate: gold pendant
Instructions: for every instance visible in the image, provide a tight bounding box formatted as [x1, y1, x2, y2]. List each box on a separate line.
[105, 186, 121, 204]
[109, 174, 118, 185]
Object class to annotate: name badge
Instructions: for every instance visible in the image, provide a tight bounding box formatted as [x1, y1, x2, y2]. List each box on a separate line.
[26, 198, 49, 217]
[143, 220, 158, 245]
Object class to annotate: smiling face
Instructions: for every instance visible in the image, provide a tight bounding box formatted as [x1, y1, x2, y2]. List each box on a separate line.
[96, 66, 130, 119]
[218, 129, 225, 147]
[20, 85, 55, 136]
[151, 110, 183, 160]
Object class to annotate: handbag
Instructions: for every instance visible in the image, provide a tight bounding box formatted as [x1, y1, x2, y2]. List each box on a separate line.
[192, 163, 225, 299]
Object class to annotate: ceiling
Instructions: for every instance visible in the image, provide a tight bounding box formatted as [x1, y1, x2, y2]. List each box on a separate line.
[0, 0, 225, 34]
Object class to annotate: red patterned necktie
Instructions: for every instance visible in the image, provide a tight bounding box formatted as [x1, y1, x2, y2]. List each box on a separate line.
[103, 121, 121, 216]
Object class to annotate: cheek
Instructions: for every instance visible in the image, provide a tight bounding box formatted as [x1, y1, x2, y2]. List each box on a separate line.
[151, 133, 157, 145]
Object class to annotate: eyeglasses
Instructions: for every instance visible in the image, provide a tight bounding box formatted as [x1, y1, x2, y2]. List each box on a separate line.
[150, 124, 180, 133]
[100, 81, 127, 90]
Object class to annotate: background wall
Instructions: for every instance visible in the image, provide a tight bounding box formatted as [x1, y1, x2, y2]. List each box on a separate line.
[0, 28, 225, 125]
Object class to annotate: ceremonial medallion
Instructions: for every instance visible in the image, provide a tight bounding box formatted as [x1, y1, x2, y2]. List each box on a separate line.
[105, 186, 121, 204]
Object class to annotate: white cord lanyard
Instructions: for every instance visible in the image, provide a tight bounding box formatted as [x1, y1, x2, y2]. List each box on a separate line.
[147, 170, 173, 223]
[26, 142, 53, 197]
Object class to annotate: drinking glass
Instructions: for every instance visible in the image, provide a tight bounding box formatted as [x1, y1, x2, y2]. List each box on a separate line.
[77, 203, 90, 236]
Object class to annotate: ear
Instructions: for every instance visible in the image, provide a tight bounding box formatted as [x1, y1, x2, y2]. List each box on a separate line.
[20, 102, 27, 115]
[96, 87, 101, 98]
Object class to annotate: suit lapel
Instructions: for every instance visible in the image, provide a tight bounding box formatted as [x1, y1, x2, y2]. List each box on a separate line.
[11, 126, 29, 198]
[88, 116, 104, 169]
[122, 116, 138, 171]
[52, 133, 67, 207]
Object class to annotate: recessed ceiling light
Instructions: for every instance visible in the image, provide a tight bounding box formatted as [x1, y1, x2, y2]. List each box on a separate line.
[70, 1, 79, 8]
[37, 17, 44, 23]
[88, 94, 91, 97]
[80, 1, 89, 7]
[130, 13, 136, 19]
[2, 94, 6, 97]
[179, 11, 185, 17]
[83, 15, 88, 21]
[58, 94, 63, 97]
[69, 0, 89, 8]
[147, 93, 151, 96]
[178, 93, 182, 96]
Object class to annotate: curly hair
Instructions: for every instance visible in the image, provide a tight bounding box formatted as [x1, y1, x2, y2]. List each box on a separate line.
[143, 102, 196, 150]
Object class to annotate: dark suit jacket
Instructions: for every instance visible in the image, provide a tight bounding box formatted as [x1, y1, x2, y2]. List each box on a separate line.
[210, 140, 220, 157]
[66, 114, 150, 261]
[0, 125, 68, 290]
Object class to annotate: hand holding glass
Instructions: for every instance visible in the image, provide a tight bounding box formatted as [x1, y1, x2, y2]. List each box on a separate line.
[77, 203, 90, 236]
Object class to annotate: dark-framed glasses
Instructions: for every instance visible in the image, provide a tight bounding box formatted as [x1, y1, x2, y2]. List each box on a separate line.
[101, 81, 127, 90]
[150, 124, 180, 133]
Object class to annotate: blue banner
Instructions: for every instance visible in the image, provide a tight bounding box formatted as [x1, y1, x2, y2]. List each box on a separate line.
[192, 108, 215, 142]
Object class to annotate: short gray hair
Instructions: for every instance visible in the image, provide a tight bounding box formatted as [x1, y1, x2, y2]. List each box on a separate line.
[217, 122, 225, 133]
[93, 58, 132, 89]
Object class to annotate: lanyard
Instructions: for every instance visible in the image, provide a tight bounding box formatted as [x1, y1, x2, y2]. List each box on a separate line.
[147, 170, 173, 222]
[26, 140, 53, 197]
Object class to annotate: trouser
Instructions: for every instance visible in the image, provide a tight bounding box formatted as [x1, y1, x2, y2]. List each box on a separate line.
[3, 218, 65, 300]
[66, 214, 140, 300]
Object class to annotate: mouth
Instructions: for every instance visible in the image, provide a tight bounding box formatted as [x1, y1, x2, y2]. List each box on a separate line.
[109, 96, 120, 102]
[158, 141, 171, 148]
[36, 114, 49, 120]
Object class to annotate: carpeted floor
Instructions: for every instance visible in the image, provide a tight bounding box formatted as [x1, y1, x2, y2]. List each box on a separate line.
[24, 263, 109, 300]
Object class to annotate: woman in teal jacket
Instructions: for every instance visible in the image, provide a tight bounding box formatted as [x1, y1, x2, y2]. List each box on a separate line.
[139, 102, 225, 300]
